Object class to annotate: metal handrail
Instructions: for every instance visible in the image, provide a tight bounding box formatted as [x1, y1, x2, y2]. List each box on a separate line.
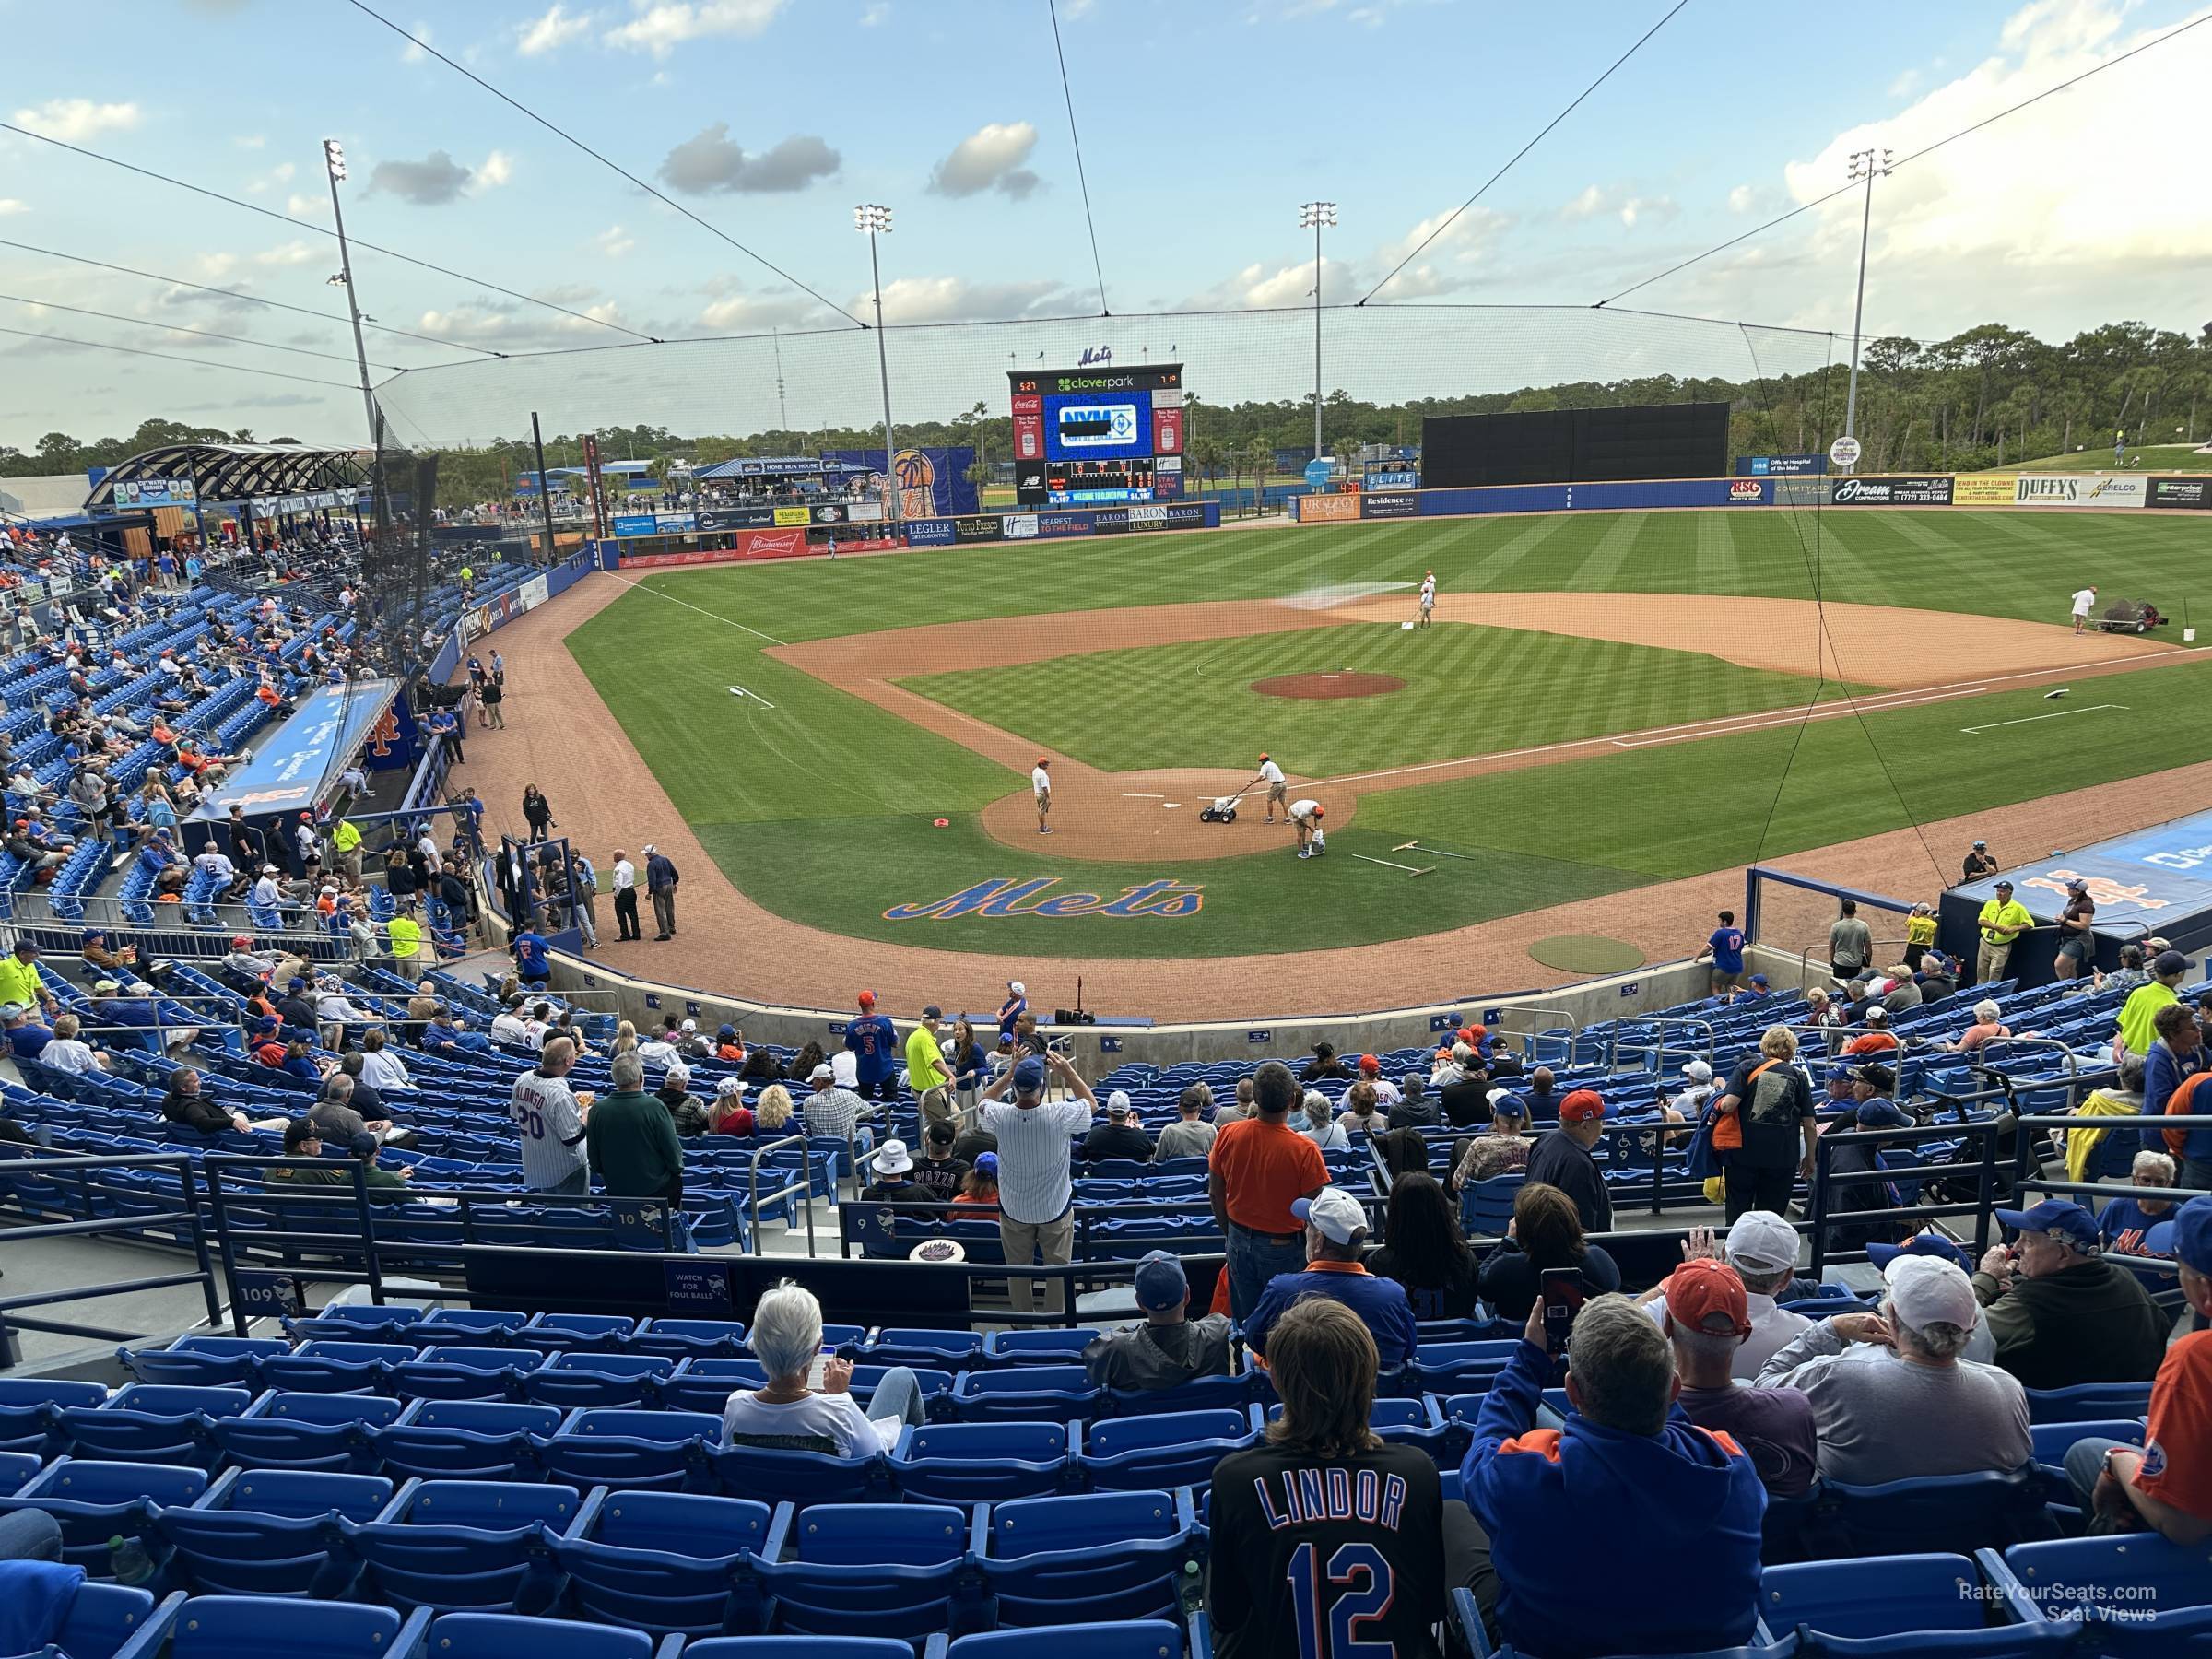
[746, 1133, 817, 1258]
[1797, 934, 1913, 987]
[1957, 1036, 2099, 1118]
[1607, 1015, 1715, 1072]
[1484, 1005, 1580, 1063]
[1805, 1117, 2008, 1277]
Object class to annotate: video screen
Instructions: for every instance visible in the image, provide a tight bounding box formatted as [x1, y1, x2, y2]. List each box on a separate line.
[1047, 456, 1157, 504]
[1044, 391, 1154, 462]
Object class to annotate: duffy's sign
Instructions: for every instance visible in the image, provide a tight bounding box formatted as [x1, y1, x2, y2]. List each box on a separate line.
[886, 877, 1204, 922]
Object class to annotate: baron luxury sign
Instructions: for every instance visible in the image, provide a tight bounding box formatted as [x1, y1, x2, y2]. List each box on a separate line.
[885, 877, 1205, 921]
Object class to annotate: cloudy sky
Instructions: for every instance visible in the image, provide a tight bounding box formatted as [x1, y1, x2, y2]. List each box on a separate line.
[1, 0, 2206, 452]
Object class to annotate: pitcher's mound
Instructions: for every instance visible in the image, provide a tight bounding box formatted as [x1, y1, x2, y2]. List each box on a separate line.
[1253, 672, 1406, 700]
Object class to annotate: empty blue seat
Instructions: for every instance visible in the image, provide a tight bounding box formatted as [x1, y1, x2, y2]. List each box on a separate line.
[980, 1488, 1199, 1629]
[741, 1502, 976, 1643]
[0, 1458, 212, 1573]
[941, 1622, 1187, 1659]
[519, 1353, 677, 1412]
[257, 1341, 418, 1395]
[341, 1478, 586, 1614]
[1995, 1533, 2212, 1645]
[212, 1392, 406, 1475]
[683, 1639, 911, 1658]
[1814, 1470, 2053, 1558]
[2024, 1382, 2155, 1424]
[112, 1593, 429, 1659]
[516, 1312, 638, 1355]
[392, 1348, 544, 1403]
[1759, 1554, 2029, 1643]
[0, 1446, 39, 1492]
[982, 1328, 1101, 1366]
[153, 1468, 394, 1597]
[535, 1408, 718, 1493]
[0, 1376, 107, 1456]
[888, 1421, 1068, 1506]
[863, 1328, 984, 1369]
[62, 1385, 254, 1468]
[1103, 1372, 1257, 1418]
[406, 1612, 655, 1659]
[368, 1400, 566, 1484]
[118, 1336, 291, 1389]
[1077, 1410, 1255, 1492]
[550, 1490, 790, 1640]
[627, 1318, 748, 1359]
[1410, 1340, 1524, 1396]
[413, 1309, 530, 1342]
[284, 1302, 424, 1337]
[951, 1366, 1101, 1425]
[31, 1580, 162, 1659]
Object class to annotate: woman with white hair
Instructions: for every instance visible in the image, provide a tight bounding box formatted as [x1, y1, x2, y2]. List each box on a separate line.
[719, 1280, 925, 1455]
[1300, 1089, 1349, 1151]
[1950, 1001, 2012, 1054]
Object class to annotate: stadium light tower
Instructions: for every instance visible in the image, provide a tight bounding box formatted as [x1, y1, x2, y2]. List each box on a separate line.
[855, 203, 902, 524]
[1300, 201, 1336, 465]
[1840, 147, 1892, 468]
[322, 139, 380, 447]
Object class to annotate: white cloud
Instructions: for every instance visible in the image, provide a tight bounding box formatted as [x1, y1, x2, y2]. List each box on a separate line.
[517, 2, 594, 53]
[235, 135, 266, 150]
[859, 276, 1066, 324]
[1727, 183, 1756, 214]
[658, 124, 838, 194]
[272, 161, 296, 183]
[606, 0, 783, 55]
[401, 20, 432, 62]
[11, 98, 141, 143]
[286, 193, 329, 217]
[860, 1, 888, 21]
[1561, 184, 1607, 221]
[253, 240, 320, 266]
[595, 224, 636, 258]
[1888, 68, 1922, 98]
[0, 200, 27, 217]
[1618, 194, 1676, 228]
[1064, 0, 1093, 15]
[697, 285, 830, 330]
[928, 121, 1041, 200]
[195, 253, 240, 280]
[479, 150, 515, 188]
[1751, 0, 2212, 335]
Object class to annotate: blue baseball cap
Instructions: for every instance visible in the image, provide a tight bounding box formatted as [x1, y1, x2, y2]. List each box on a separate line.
[1012, 1055, 1047, 1094]
[972, 1152, 999, 1177]
[1865, 1231, 1973, 1273]
[1855, 1100, 1912, 1130]
[1994, 1199, 2102, 1256]
[1131, 1250, 1189, 1312]
[2147, 1195, 2212, 1275]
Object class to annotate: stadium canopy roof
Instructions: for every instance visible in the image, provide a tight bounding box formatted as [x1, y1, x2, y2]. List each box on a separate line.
[82, 442, 370, 511]
[693, 454, 867, 480]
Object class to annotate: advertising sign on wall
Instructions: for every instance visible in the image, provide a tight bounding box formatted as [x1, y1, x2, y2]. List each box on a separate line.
[1734, 453, 1825, 477]
[1830, 476, 1954, 506]
[1360, 492, 1419, 519]
[2012, 475, 2146, 508]
[2148, 477, 2211, 509]
[903, 519, 956, 547]
[611, 514, 657, 537]
[1952, 476, 2016, 506]
[1298, 492, 1362, 523]
[694, 505, 778, 532]
[1724, 479, 1767, 504]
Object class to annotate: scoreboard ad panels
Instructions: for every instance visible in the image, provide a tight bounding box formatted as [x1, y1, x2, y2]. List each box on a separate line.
[1420, 401, 1731, 489]
[1011, 363, 1184, 507]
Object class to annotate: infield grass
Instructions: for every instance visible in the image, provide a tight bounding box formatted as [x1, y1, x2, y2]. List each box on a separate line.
[567, 506, 2212, 955]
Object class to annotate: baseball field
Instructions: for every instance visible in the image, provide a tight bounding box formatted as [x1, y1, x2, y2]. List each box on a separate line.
[519, 505, 2212, 1000]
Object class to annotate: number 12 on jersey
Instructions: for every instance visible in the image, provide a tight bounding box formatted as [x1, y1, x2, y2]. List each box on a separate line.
[1288, 1539, 1396, 1657]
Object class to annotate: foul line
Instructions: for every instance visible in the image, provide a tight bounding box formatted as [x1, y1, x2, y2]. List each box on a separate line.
[1962, 703, 2124, 734]
[727, 684, 779, 711]
[606, 570, 787, 647]
[1309, 647, 2199, 793]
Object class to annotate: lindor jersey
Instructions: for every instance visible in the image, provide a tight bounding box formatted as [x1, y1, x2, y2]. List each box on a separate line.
[1207, 1441, 1444, 1659]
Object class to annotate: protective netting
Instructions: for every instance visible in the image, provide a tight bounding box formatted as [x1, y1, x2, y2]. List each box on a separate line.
[370, 302, 1839, 459]
[359, 401, 442, 675]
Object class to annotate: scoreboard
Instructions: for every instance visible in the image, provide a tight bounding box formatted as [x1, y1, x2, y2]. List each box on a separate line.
[1009, 362, 1183, 507]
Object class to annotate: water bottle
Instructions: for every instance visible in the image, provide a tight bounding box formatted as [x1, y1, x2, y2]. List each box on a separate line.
[107, 1535, 155, 1585]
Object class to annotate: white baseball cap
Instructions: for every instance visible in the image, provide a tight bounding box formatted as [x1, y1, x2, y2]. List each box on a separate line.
[1291, 1187, 1369, 1245]
[1724, 1210, 1800, 1274]
[1884, 1255, 1979, 1332]
[680, 1018, 697, 1034]
[1107, 1090, 1132, 1116]
[1682, 1059, 1713, 1084]
[1008, 981, 1026, 996]
[807, 1063, 834, 1084]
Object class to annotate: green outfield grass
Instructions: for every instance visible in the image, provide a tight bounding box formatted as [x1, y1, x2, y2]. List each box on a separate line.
[568, 506, 2212, 956]
[901, 623, 1858, 777]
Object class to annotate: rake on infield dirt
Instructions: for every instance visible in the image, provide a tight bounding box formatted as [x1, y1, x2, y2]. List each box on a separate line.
[1353, 853, 1435, 878]
[1393, 841, 1479, 864]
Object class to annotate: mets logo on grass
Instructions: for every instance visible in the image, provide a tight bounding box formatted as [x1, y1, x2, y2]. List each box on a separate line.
[885, 877, 1205, 922]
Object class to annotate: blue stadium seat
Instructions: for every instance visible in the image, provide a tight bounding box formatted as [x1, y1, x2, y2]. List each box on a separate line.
[863, 1328, 985, 1369]
[978, 1488, 1200, 1629]
[1812, 1470, 2053, 1558]
[152, 1467, 394, 1597]
[211, 1392, 406, 1476]
[28, 1580, 165, 1659]
[1453, 1587, 1804, 1659]
[683, 1640, 911, 1659]
[708, 1437, 892, 1510]
[626, 1318, 749, 1359]
[534, 1408, 718, 1493]
[412, 1309, 531, 1342]
[516, 1313, 638, 1355]
[940, 1622, 1188, 1659]
[257, 1341, 419, 1394]
[1103, 1372, 1258, 1418]
[0, 1446, 39, 1491]
[1462, 1174, 1524, 1237]
[740, 1501, 978, 1644]
[888, 1421, 1069, 1506]
[406, 1612, 656, 1659]
[117, 1336, 291, 1389]
[108, 1594, 430, 1659]
[1993, 1534, 2212, 1646]
[2024, 1382, 2155, 1425]
[339, 1479, 586, 1615]
[661, 1359, 952, 1418]
[518, 1353, 677, 1412]
[549, 1490, 791, 1641]
[1410, 1340, 1524, 1396]
[1076, 1409, 1256, 1492]
[392, 1347, 545, 1403]
[982, 1328, 1102, 1366]
[0, 1376, 109, 1457]
[950, 1366, 1101, 1425]
[1757, 1553, 2065, 1651]
[367, 1399, 566, 1484]
[0, 1458, 212, 1574]
[61, 1384, 254, 1468]
[283, 1302, 424, 1338]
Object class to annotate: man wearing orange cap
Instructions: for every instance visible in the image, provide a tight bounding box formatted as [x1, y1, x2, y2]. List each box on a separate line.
[1288, 797, 1325, 859]
[843, 991, 900, 1103]
[1524, 1088, 1611, 1233]
[1030, 757, 1053, 835]
[1661, 1255, 1818, 1497]
[1244, 752, 1288, 823]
